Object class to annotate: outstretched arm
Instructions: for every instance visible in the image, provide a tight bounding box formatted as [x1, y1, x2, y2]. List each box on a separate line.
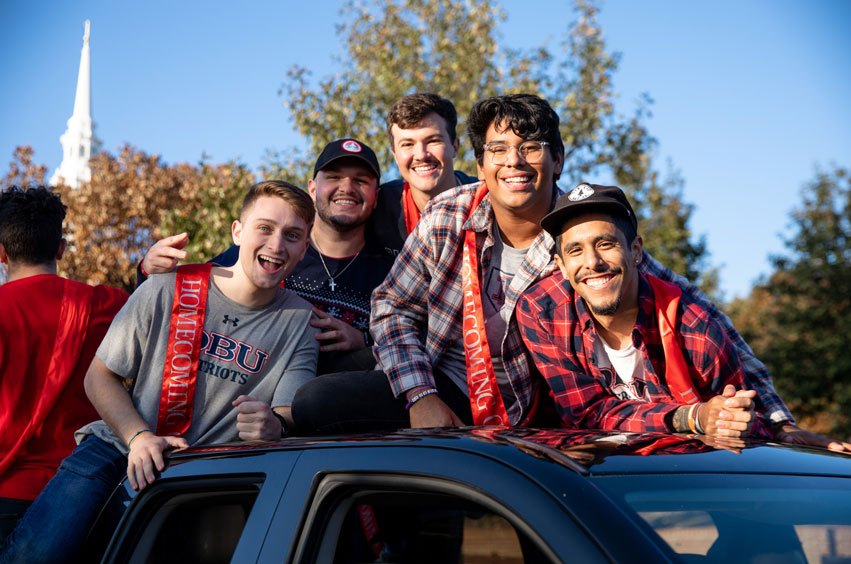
[774, 424, 851, 453]
[136, 232, 190, 288]
[84, 357, 188, 490]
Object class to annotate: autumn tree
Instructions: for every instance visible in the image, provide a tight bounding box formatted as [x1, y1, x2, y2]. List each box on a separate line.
[2, 146, 253, 293]
[728, 166, 851, 438]
[159, 159, 256, 263]
[51, 145, 185, 292]
[277, 0, 714, 292]
[2, 146, 48, 189]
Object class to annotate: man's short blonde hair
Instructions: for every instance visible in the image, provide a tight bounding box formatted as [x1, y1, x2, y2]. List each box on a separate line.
[241, 180, 314, 226]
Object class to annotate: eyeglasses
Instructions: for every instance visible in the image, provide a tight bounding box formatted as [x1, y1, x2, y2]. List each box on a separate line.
[483, 141, 550, 165]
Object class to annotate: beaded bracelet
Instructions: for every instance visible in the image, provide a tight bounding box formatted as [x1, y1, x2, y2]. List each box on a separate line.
[127, 428, 154, 448]
[687, 404, 699, 434]
[139, 257, 149, 278]
[405, 388, 438, 410]
[404, 385, 432, 402]
[693, 403, 705, 434]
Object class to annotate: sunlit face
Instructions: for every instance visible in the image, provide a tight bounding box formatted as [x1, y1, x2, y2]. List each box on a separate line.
[390, 112, 460, 203]
[232, 195, 310, 292]
[308, 160, 379, 232]
[477, 120, 563, 220]
[555, 213, 642, 318]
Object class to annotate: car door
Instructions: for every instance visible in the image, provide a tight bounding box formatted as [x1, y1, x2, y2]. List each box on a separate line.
[96, 449, 302, 564]
[258, 445, 612, 563]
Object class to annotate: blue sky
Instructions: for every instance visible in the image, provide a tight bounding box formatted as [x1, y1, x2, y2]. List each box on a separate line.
[1, 1, 849, 299]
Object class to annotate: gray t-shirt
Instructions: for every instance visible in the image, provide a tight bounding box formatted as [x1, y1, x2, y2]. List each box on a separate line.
[437, 231, 528, 411]
[79, 271, 319, 453]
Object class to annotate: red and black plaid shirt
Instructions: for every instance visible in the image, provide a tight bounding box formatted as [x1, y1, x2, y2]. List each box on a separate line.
[518, 271, 771, 436]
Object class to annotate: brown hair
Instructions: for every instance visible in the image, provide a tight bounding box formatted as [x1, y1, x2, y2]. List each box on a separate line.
[241, 180, 314, 226]
[386, 93, 458, 145]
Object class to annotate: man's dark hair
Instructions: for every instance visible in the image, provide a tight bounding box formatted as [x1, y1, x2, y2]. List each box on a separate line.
[386, 93, 458, 145]
[467, 94, 564, 180]
[0, 185, 66, 265]
[554, 212, 638, 261]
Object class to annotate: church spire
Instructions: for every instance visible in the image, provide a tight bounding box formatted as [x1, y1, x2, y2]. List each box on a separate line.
[51, 20, 93, 189]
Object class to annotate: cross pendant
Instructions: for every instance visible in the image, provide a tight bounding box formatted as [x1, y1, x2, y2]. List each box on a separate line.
[328, 278, 336, 291]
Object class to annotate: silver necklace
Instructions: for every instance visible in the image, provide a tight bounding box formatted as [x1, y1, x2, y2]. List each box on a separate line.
[312, 237, 362, 291]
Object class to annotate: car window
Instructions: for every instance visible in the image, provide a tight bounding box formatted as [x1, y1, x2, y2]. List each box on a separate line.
[127, 488, 258, 564]
[294, 475, 557, 564]
[594, 474, 851, 564]
[104, 477, 262, 564]
[331, 497, 530, 563]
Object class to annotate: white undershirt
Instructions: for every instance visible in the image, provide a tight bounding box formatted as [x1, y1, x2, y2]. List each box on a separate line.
[593, 337, 646, 401]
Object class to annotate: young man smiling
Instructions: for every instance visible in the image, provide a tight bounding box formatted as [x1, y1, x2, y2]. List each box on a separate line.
[293, 94, 566, 432]
[140, 139, 394, 374]
[518, 184, 770, 437]
[518, 184, 851, 451]
[1, 181, 320, 564]
[370, 93, 477, 256]
[294, 94, 807, 441]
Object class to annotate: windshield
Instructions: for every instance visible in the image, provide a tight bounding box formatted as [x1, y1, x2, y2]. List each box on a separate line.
[592, 474, 851, 564]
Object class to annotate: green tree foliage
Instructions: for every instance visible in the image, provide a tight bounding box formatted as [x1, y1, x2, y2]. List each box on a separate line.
[728, 167, 851, 438]
[277, 0, 714, 292]
[279, 0, 505, 184]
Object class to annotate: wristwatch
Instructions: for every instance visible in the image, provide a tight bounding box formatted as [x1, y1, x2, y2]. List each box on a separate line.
[272, 411, 289, 438]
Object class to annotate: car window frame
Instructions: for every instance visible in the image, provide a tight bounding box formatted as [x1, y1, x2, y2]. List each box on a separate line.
[98, 450, 302, 564]
[267, 445, 613, 564]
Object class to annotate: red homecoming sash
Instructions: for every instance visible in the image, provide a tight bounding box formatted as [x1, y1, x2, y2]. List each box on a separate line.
[461, 184, 510, 426]
[646, 275, 699, 404]
[0, 281, 94, 477]
[157, 263, 211, 436]
[401, 181, 422, 235]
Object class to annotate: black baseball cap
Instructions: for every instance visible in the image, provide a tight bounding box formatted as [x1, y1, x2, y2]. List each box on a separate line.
[540, 183, 638, 238]
[313, 138, 381, 180]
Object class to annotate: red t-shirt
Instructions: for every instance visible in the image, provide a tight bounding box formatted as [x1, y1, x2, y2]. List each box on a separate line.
[0, 274, 128, 501]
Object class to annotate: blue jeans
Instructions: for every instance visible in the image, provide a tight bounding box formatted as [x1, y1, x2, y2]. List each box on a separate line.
[0, 435, 128, 564]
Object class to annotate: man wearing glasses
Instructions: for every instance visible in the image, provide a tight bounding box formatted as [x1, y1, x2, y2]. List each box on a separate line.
[294, 93, 803, 439]
[293, 94, 567, 430]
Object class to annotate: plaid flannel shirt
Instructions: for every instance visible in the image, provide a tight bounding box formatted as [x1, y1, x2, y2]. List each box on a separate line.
[371, 180, 792, 428]
[370, 181, 562, 426]
[518, 271, 773, 436]
[639, 253, 792, 423]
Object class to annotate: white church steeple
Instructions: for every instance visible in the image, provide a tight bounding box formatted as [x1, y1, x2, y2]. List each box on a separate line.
[50, 20, 93, 189]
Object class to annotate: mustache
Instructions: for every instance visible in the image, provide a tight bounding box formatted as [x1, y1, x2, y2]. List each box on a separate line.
[329, 191, 363, 204]
[574, 266, 622, 285]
